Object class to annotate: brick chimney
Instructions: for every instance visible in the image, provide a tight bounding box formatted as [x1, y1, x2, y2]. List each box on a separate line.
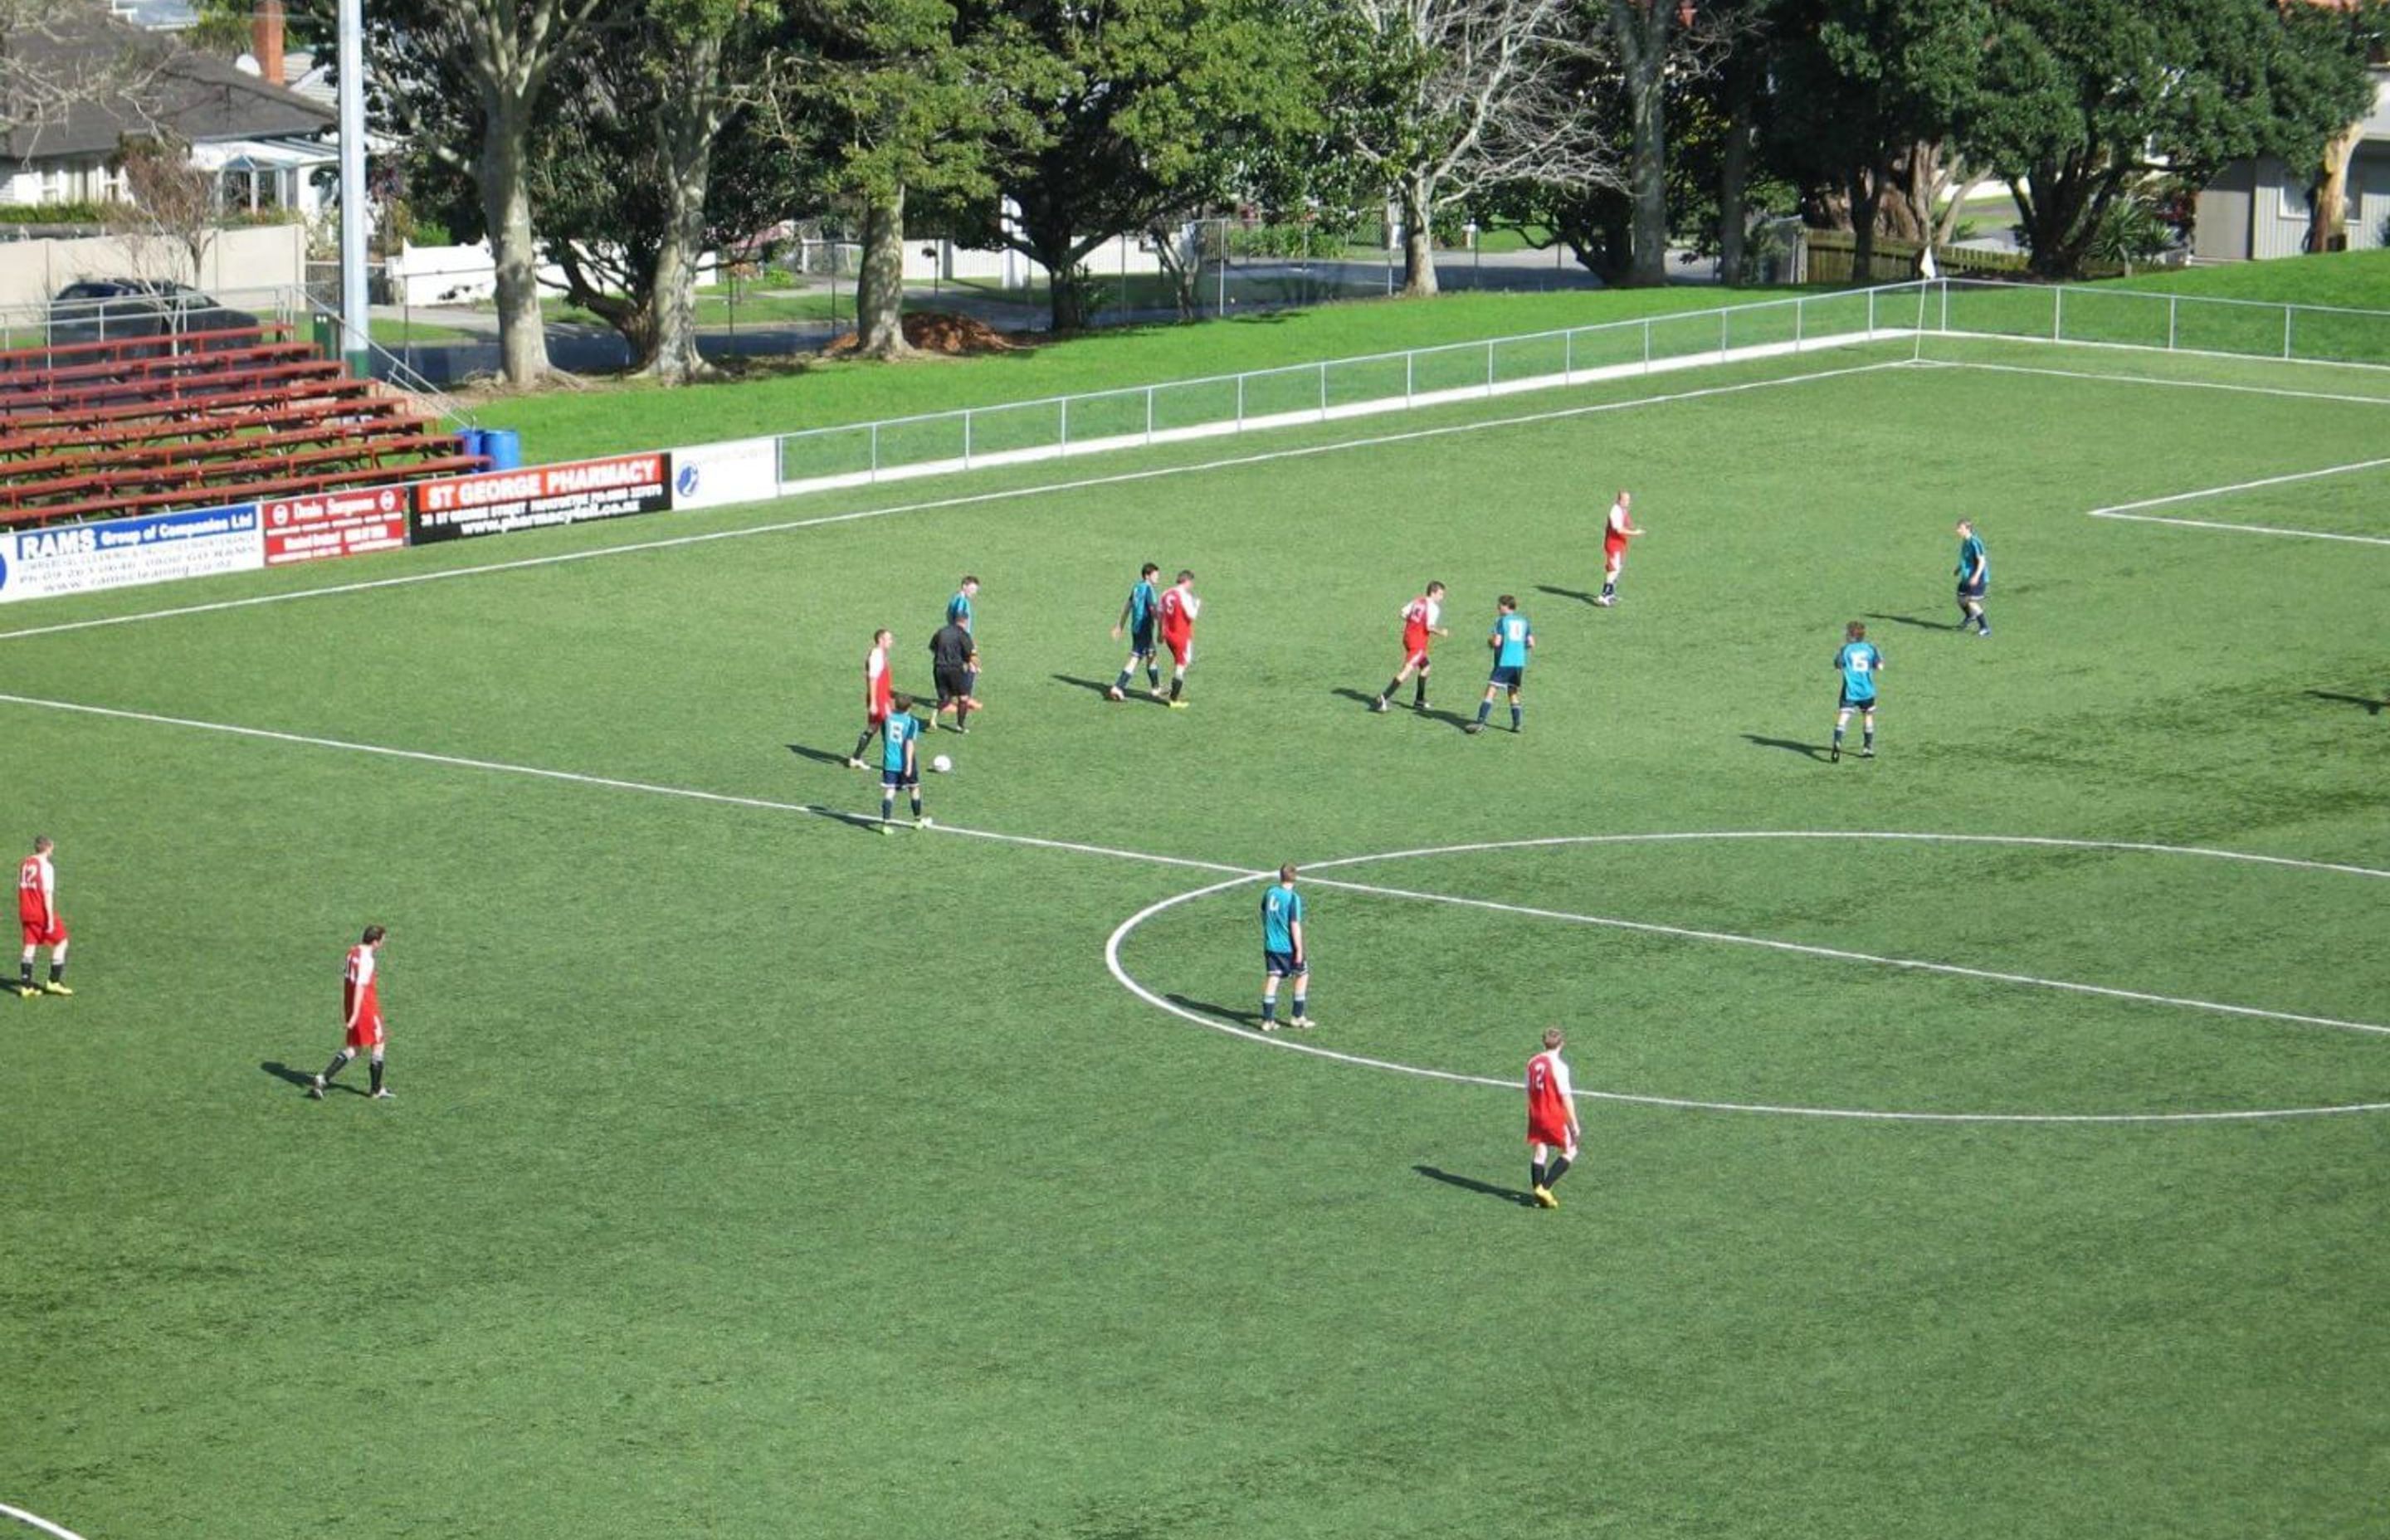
[251, 0, 285, 87]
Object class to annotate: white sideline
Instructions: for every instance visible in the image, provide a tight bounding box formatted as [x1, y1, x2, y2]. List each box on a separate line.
[0, 358, 1906, 644]
[2082, 456, 2390, 548]
[0, 1503, 90, 1540]
[2085, 512, 2390, 548]
[1931, 356, 2390, 407]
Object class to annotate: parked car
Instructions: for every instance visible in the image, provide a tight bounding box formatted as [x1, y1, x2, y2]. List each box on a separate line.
[45, 279, 262, 350]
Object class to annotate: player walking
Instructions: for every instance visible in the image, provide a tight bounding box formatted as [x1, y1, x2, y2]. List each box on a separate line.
[1953, 520, 1990, 636]
[1373, 582, 1449, 713]
[310, 925, 390, 1099]
[16, 836, 71, 997]
[1260, 864, 1311, 1031]
[1158, 569, 1201, 709]
[941, 576, 982, 715]
[1831, 621, 1882, 763]
[877, 693, 928, 831]
[929, 618, 978, 733]
[1526, 1027, 1580, 1209]
[1465, 596, 1533, 735]
[1107, 563, 1163, 701]
[847, 628, 895, 769]
[1596, 490, 1644, 607]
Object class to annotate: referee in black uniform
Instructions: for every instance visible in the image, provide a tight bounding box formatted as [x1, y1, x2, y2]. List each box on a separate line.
[929, 616, 979, 733]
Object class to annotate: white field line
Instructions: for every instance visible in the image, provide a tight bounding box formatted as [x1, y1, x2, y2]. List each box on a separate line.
[2079, 456, 2390, 548]
[9, 689, 2386, 1120]
[1100, 874, 2390, 1126]
[1933, 348, 2390, 406]
[1299, 874, 2390, 1036]
[0, 358, 1905, 645]
[0, 1504, 90, 1540]
[2086, 512, 2390, 548]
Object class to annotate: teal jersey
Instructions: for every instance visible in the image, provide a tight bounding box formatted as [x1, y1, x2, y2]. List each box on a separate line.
[880, 711, 921, 773]
[1261, 885, 1305, 952]
[1127, 580, 1157, 630]
[1492, 613, 1532, 668]
[1836, 641, 1882, 701]
[947, 591, 975, 631]
[1956, 534, 1988, 583]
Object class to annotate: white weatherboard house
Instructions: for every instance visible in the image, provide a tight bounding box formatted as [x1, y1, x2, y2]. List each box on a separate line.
[2196, 59, 2390, 261]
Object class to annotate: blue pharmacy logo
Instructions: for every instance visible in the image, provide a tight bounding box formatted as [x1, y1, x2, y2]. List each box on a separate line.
[676, 463, 700, 498]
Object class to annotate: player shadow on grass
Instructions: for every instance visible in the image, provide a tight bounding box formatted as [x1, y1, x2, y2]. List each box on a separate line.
[1862, 611, 1958, 631]
[1412, 1165, 1541, 1208]
[1051, 673, 1166, 703]
[785, 743, 856, 768]
[261, 1060, 350, 1094]
[1740, 733, 1831, 761]
[1534, 583, 1602, 607]
[2306, 690, 2384, 716]
[1163, 992, 1266, 1028]
[1329, 688, 1473, 730]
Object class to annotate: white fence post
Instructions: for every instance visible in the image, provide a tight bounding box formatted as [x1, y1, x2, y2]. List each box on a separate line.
[1060, 397, 1070, 451]
[2168, 295, 2178, 352]
[2052, 286, 2064, 343]
[1795, 296, 1805, 352]
[2283, 305, 2294, 360]
[1563, 329, 1573, 383]
[963, 411, 973, 469]
[870, 422, 880, 482]
[1145, 386, 1154, 444]
[1406, 350, 1415, 405]
[1319, 361, 1329, 419]
[1236, 374, 1245, 430]
[1642, 318, 1652, 373]
[1867, 288, 1878, 335]
[1485, 339, 1495, 394]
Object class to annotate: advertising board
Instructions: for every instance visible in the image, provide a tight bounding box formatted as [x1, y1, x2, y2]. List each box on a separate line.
[0, 503, 261, 604]
[411, 452, 672, 543]
[262, 486, 411, 566]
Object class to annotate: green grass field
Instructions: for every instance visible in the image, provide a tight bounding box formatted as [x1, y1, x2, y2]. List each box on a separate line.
[5, 331, 2388, 1539]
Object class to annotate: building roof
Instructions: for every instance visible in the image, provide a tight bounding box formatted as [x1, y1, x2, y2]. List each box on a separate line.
[1, 4, 333, 164]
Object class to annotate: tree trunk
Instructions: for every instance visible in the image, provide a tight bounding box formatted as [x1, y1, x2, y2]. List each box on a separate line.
[1399, 175, 1439, 297]
[2310, 123, 2359, 254]
[1848, 169, 1880, 283]
[1717, 90, 1753, 288]
[643, 30, 724, 383]
[851, 183, 915, 359]
[1607, 0, 1671, 287]
[480, 93, 552, 385]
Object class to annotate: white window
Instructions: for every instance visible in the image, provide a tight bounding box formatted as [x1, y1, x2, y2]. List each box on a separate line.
[2280, 180, 2311, 222]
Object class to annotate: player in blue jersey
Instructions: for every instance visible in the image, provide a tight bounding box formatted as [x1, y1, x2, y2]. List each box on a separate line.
[1107, 562, 1164, 701]
[938, 577, 982, 721]
[1465, 596, 1534, 735]
[877, 694, 929, 830]
[1953, 521, 1989, 636]
[1259, 864, 1311, 1031]
[1831, 621, 1881, 763]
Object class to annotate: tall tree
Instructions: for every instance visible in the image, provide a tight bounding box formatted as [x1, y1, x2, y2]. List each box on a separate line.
[952, 0, 1320, 330]
[1319, 0, 1619, 296]
[1601, 0, 1686, 286]
[1967, 0, 2375, 278]
[372, 0, 615, 384]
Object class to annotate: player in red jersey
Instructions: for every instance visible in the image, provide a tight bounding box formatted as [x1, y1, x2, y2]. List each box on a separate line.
[1157, 569, 1201, 709]
[1525, 1026, 1580, 1209]
[848, 628, 895, 768]
[17, 836, 71, 998]
[1372, 581, 1449, 714]
[1596, 489, 1644, 607]
[310, 924, 391, 1100]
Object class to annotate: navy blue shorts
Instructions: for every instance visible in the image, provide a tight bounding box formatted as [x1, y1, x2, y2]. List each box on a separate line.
[1265, 949, 1305, 977]
[1129, 622, 1156, 654]
[1839, 690, 1877, 713]
[1488, 665, 1524, 690]
[1958, 578, 1987, 600]
[880, 766, 919, 791]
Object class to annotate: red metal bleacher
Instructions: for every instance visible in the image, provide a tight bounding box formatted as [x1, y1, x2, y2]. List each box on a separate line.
[0, 319, 485, 527]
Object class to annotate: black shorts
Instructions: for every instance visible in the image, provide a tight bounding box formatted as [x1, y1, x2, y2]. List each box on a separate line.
[934, 665, 971, 701]
[1129, 621, 1156, 654]
[1839, 690, 1878, 713]
[1265, 949, 1305, 977]
[1957, 578, 1987, 600]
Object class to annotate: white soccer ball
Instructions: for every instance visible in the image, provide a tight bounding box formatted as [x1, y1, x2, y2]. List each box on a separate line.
[930, 753, 954, 774]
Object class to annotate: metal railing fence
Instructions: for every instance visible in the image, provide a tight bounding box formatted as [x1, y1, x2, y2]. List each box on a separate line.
[1930, 279, 2390, 369]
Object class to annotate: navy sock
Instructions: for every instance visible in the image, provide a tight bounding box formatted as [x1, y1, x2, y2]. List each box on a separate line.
[1832, 726, 1845, 745]
[1146, 665, 1160, 688]
[1862, 729, 1874, 750]
[1261, 996, 1276, 1023]
[1113, 669, 1131, 690]
[1510, 704, 1523, 731]
[1475, 700, 1491, 724]
[1291, 995, 1305, 1020]
[880, 795, 895, 821]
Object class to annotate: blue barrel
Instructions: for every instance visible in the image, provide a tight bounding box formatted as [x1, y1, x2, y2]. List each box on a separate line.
[482, 428, 523, 470]
[456, 427, 490, 464]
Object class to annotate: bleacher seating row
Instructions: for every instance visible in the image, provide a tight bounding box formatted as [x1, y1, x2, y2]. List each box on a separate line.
[0, 322, 486, 524]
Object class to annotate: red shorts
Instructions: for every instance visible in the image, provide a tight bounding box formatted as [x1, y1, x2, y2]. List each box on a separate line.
[1603, 534, 1628, 563]
[867, 701, 890, 726]
[1163, 632, 1193, 668]
[20, 917, 65, 948]
[1402, 631, 1432, 663]
[1528, 1114, 1576, 1153]
[346, 1012, 384, 1050]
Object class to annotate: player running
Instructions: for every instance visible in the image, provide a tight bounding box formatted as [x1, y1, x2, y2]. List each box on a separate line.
[17, 835, 71, 998]
[1953, 520, 1990, 636]
[1373, 582, 1449, 714]
[1526, 1027, 1580, 1208]
[310, 925, 390, 1100]
[877, 693, 928, 831]
[1260, 863, 1311, 1031]
[1596, 489, 1644, 607]
[847, 628, 895, 769]
[1158, 569, 1200, 709]
[1831, 621, 1882, 763]
[1107, 563, 1164, 701]
[1465, 596, 1533, 735]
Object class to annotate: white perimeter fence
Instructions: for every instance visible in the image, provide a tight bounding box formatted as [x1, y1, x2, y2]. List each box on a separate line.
[759, 280, 2390, 500]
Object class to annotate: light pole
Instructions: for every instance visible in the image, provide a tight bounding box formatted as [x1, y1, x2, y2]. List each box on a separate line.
[337, 0, 369, 375]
